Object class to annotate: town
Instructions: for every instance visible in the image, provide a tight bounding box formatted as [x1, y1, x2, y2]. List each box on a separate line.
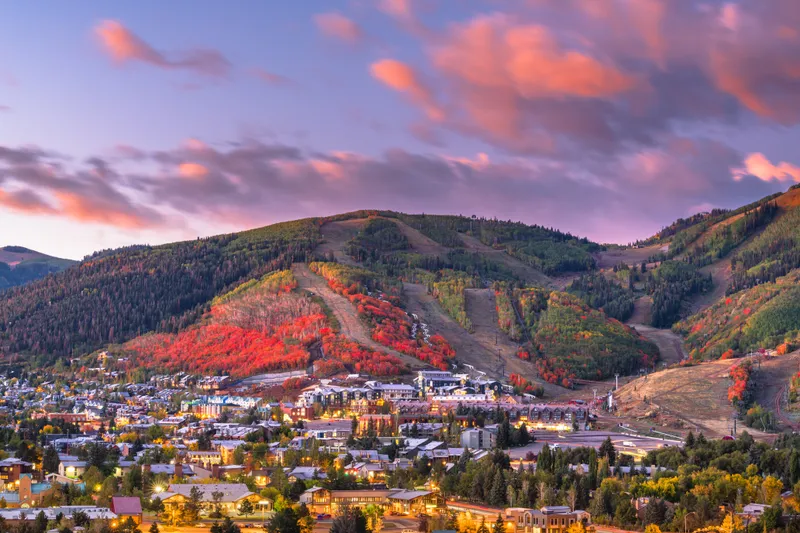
[0, 362, 794, 533]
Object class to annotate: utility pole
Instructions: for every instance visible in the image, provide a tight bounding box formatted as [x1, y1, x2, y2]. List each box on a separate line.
[615, 374, 619, 391]
[593, 389, 597, 403]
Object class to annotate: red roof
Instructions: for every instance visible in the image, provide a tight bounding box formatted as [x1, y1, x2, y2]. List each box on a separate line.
[111, 497, 143, 515]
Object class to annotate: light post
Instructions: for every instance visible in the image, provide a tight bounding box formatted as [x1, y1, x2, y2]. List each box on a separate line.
[259, 500, 271, 524]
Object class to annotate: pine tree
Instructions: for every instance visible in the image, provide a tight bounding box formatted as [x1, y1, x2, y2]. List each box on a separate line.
[489, 469, 505, 506]
[493, 514, 505, 533]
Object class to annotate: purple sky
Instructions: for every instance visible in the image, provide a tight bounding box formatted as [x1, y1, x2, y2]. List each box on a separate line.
[2, 0, 800, 259]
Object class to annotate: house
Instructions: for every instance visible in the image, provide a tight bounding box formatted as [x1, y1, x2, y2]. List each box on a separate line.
[157, 483, 259, 519]
[59, 460, 88, 479]
[287, 467, 325, 482]
[111, 497, 143, 525]
[387, 490, 443, 515]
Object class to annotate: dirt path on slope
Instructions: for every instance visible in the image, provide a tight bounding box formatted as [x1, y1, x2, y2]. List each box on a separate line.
[292, 263, 426, 370]
[316, 219, 366, 266]
[458, 233, 553, 287]
[390, 219, 449, 256]
[690, 257, 732, 314]
[404, 282, 502, 378]
[629, 324, 688, 366]
[595, 244, 667, 269]
[464, 288, 559, 389]
[404, 282, 563, 396]
[628, 296, 653, 325]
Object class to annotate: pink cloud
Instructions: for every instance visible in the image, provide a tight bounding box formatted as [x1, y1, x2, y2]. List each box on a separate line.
[314, 13, 364, 43]
[0, 190, 57, 215]
[178, 162, 210, 179]
[370, 59, 443, 121]
[55, 191, 157, 229]
[94, 20, 230, 77]
[732, 153, 800, 183]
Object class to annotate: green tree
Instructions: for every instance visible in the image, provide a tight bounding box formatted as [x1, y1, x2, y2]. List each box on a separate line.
[238, 499, 254, 517]
[599, 437, 616, 466]
[614, 498, 636, 527]
[266, 507, 300, 533]
[34, 511, 47, 533]
[148, 524, 159, 533]
[210, 517, 241, 533]
[180, 486, 203, 525]
[330, 507, 368, 533]
[42, 446, 60, 474]
[476, 518, 489, 533]
[493, 514, 505, 533]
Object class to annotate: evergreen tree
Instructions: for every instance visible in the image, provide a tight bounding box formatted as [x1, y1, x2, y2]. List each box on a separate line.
[42, 446, 60, 474]
[493, 514, 505, 533]
[599, 437, 616, 466]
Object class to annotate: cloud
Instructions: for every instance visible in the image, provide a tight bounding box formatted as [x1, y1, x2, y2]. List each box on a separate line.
[364, 1, 800, 159]
[314, 13, 364, 43]
[0, 189, 57, 215]
[178, 162, 209, 179]
[370, 59, 443, 120]
[251, 68, 291, 85]
[0, 105, 9, 112]
[0, 145, 164, 229]
[94, 20, 231, 77]
[732, 153, 800, 183]
[0, 129, 796, 244]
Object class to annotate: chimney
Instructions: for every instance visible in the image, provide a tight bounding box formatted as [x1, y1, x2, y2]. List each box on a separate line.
[212, 463, 220, 479]
[174, 459, 183, 479]
[143, 464, 151, 474]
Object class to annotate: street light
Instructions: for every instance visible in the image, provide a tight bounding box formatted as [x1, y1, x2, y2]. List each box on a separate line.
[258, 500, 271, 524]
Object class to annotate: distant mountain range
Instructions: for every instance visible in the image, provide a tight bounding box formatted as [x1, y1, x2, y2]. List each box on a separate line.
[0, 246, 76, 290]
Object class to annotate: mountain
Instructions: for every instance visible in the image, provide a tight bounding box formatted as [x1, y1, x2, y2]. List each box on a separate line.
[0, 246, 76, 290]
[2, 192, 800, 394]
[0, 211, 608, 376]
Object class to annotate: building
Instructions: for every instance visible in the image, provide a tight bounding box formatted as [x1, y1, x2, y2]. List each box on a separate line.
[461, 428, 496, 450]
[415, 371, 464, 393]
[0, 506, 117, 524]
[158, 483, 259, 519]
[110, 497, 143, 525]
[0, 459, 35, 486]
[512, 506, 591, 533]
[300, 488, 443, 516]
[59, 460, 88, 479]
[0, 475, 58, 508]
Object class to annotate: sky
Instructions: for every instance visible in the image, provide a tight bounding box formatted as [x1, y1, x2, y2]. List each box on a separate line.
[3, 1, 800, 259]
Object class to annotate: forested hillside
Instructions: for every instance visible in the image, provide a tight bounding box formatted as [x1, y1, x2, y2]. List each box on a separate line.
[0, 246, 75, 290]
[675, 269, 800, 360]
[494, 285, 658, 386]
[0, 220, 320, 361]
